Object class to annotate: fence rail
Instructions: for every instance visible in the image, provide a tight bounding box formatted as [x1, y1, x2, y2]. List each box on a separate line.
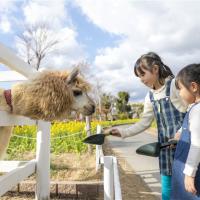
[0, 160, 36, 196]
[0, 42, 37, 77]
[0, 71, 27, 82]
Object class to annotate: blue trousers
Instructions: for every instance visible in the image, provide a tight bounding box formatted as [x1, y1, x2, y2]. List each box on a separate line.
[161, 175, 171, 200]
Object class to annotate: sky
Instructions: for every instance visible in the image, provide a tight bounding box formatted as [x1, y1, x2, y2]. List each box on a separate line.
[1, 0, 200, 102]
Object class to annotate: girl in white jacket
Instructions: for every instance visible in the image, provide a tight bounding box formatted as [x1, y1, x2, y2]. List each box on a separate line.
[107, 52, 188, 200]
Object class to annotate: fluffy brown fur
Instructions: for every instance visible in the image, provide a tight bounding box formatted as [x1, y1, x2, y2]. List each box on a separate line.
[11, 70, 91, 121]
[0, 70, 94, 159]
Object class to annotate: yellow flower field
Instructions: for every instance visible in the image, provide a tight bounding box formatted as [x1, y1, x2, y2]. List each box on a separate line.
[7, 119, 140, 158]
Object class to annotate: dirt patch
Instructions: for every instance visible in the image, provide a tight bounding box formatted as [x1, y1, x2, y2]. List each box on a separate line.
[50, 153, 102, 181]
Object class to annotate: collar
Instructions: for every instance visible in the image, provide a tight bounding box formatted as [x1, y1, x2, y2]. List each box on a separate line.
[4, 89, 13, 112]
[150, 77, 172, 94]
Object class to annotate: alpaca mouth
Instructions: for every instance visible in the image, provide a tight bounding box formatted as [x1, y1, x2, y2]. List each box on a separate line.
[82, 105, 95, 116]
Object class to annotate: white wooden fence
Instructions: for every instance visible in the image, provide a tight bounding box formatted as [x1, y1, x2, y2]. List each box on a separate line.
[96, 125, 122, 200]
[0, 42, 50, 200]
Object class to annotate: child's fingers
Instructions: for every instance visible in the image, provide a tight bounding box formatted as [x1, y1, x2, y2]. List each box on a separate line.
[174, 131, 181, 140]
[185, 182, 197, 195]
[110, 129, 121, 137]
[166, 144, 176, 149]
[191, 185, 197, 195]
[186, 185, 194, 194]
[190, 187, 197, 195]
[104, 128, 121, 137]
[170, 144, 176, 149]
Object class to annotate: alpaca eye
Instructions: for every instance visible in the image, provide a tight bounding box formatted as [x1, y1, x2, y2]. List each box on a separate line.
[73, 90, 82, 96]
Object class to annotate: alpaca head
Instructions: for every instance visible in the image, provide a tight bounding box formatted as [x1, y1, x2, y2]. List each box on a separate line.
[66, 68, 95, 116]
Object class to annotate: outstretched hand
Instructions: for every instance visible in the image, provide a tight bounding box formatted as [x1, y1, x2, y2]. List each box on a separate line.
[104, 128, 121, 137]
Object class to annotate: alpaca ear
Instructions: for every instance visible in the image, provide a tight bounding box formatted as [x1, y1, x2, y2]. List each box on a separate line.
[66, 68, 79, 84]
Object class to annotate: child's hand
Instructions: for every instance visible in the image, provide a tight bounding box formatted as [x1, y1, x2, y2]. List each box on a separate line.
[104, 128, 121, 137]
[110, 128, 122, 137]
[174, 131, 181, 140]
[184, 175, 197, 195]
[168, 132, 181, 149]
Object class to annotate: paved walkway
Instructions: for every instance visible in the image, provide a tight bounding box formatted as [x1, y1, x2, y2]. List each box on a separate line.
[106, 126, 161, 199]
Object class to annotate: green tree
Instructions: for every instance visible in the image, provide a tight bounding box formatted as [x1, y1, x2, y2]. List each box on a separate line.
[116, 91, 130, 113]
[101, 93, 113, 120]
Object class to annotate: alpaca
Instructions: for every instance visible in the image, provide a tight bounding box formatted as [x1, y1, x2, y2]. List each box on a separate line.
[0, 68, 95, 158]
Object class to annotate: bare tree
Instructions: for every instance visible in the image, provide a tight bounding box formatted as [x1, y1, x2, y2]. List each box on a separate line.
[91, 80, 104, 121]
[18, 23, 59, 70]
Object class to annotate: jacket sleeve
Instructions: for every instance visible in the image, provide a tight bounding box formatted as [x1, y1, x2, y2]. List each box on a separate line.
[118, 92, 155, 138]
[183, 106, 200, 177]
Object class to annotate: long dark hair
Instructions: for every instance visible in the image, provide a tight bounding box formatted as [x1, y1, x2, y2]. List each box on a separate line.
[134, 52, 174, 85]
[176, 64, 200, 90]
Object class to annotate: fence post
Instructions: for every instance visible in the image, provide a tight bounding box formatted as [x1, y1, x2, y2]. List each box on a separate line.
[104, 156, 114, 200]
[85, 116, 92, 153]
[35, 121, 51, 200]
[113, 157, 122, 200]
[96, 125, 103, 171]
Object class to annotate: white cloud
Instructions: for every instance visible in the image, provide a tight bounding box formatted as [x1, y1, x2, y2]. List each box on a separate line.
[0, 0, 18, 33]
[0, 16, 11, 33]
[0, 0, 16, 12]
[43, 27, 87, 69]
[23, 0, 69, 28]
[75, 0, 200, 101]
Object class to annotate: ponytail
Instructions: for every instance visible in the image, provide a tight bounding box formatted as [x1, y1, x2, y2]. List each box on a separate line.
[134, 52, 174, 84]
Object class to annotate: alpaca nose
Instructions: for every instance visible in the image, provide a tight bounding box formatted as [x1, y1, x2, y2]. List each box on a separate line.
[91, 105, 95, 113]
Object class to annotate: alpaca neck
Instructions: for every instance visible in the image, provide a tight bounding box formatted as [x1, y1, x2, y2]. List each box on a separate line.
[0, 88, 12, 112]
